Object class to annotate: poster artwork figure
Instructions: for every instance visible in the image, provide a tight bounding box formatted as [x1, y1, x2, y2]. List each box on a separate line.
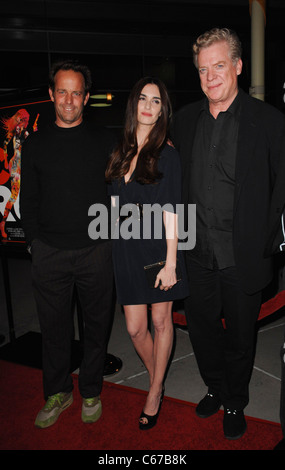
[0, 109, 38, 240]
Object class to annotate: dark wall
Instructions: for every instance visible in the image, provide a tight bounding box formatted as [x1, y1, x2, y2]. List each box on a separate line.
[1, 0, 285, 128]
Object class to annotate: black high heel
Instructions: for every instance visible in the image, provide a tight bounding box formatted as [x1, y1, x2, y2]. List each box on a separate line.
[139, 387, 165, 430]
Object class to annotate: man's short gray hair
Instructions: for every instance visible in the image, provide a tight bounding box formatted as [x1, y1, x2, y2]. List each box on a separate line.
[193, 28, 242, 68]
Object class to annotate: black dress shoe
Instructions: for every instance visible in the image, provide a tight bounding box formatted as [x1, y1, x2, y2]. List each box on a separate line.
[196, 392, 222, 418]
[273, 438, 285, 450]
[223, 408, 247, 440]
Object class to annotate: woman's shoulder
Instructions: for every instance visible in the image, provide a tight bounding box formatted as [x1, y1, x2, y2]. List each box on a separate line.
[160, 140, 180, 161]
[158, 141, 181, 175]
[161, 139, 179, 158]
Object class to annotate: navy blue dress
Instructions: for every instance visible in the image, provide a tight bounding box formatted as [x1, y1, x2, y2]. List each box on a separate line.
[110, 144, 189, 305]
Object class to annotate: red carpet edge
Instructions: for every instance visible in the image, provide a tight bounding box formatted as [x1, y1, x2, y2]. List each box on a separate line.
[0, 360, 282, 451]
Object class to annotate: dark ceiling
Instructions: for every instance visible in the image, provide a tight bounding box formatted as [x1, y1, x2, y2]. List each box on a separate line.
[1, 1, 284, 50]
[1, 1, 285, 116]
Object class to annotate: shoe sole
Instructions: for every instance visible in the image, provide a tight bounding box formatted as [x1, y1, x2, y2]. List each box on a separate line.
[35, 395, 73, 429]
[224, 424, 247, 440]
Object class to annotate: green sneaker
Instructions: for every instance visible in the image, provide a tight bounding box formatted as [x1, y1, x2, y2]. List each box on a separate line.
[81, 396, 102, 423]
[35, 392, 73, 429]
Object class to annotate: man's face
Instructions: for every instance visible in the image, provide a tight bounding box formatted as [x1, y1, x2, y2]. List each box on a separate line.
[49, 69, 89, 128]
[197, 41, 242, 112]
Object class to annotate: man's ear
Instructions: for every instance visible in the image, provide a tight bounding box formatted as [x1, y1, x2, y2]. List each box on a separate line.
[84, 92, 90, 106]
[236, 58, 243, 76]
[49, 88, 54, 102]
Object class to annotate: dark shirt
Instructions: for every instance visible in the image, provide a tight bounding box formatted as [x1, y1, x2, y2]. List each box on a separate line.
[20, 121, 115, 249]
[188, 92, 241, 269]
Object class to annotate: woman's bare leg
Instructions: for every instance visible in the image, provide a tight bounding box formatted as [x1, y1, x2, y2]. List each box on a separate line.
[143, 301, 173, 416]
[124, 301, 173, 418]
[124, 304, 155, 385]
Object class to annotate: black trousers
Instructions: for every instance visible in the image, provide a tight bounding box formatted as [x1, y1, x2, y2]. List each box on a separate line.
[280, 327, 285, 437]
[31, 239, 114, 400]
[184, 258, 262, 411]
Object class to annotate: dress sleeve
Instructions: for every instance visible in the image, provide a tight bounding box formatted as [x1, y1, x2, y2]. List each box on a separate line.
[107, 180, 119, 196]
[155, 145, 182, 212]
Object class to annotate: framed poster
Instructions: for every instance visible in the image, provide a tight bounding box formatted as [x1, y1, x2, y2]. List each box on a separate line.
[0, 99, 53, 247]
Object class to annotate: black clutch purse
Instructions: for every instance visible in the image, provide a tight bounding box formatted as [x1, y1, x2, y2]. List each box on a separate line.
[144, 260, 182, 288]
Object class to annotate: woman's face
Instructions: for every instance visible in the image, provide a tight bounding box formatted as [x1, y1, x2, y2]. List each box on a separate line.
[137, 83, 162, 129]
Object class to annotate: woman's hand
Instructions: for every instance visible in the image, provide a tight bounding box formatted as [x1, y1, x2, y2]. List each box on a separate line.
[154, 264, 177, 291]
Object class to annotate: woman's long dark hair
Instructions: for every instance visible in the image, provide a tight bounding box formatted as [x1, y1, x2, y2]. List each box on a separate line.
[105, 77, 172, 184]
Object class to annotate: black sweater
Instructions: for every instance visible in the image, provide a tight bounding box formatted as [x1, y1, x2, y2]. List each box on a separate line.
[20, 121, 115, 249]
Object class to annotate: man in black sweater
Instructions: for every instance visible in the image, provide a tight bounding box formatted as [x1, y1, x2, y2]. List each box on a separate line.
[20, 60, 114, 428]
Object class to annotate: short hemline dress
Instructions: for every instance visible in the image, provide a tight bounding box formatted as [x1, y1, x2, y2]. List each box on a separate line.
[110, 143, 189, 305]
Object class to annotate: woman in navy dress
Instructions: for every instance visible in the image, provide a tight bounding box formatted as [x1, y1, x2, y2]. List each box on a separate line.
[105, 77, 188, 429]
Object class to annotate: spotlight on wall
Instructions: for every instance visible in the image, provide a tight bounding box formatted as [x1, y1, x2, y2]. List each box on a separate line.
[90, 93, 114, 107]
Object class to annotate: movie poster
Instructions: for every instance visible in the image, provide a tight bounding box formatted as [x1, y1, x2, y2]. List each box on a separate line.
[0, 100, 53, 246]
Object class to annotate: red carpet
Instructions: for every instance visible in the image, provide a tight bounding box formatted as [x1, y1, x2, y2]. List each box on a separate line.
[0, 360, 282, 451]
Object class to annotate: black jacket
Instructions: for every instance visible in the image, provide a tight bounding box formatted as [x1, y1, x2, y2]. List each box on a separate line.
[171, 89, 285, 294]
[265, 131, 285, 257]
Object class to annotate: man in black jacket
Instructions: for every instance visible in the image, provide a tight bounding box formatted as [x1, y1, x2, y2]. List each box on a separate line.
[20, 60, 114, 428]
[171, 28, 285, 440]
[265, 135, 285, 450]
